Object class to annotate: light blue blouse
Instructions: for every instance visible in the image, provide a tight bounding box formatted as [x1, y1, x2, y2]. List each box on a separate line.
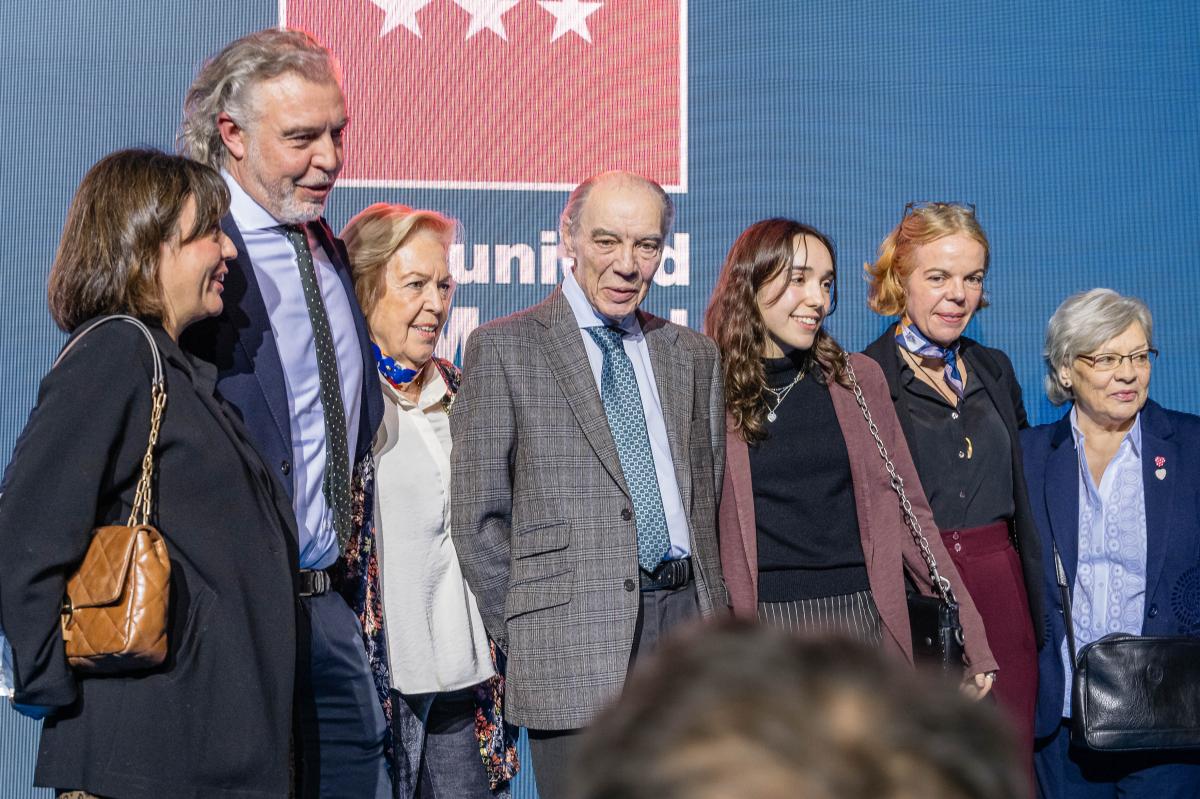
[1061, 407, 1147, 716]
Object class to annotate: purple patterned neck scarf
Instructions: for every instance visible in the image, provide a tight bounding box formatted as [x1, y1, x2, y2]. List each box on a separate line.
[895, 321, 964, 399]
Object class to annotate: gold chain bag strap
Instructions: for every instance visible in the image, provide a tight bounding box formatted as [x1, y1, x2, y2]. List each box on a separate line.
[56, 316, 171, 672]
[844, 361, 967, 672]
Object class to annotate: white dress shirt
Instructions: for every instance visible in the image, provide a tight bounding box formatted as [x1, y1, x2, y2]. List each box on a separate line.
[560, 268, 691, 558]
[373, 366, 495, 693]
[224, 173, 362, 570]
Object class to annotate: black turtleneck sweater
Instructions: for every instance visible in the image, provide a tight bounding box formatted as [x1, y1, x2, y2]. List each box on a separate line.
[749, 351, 868, 602]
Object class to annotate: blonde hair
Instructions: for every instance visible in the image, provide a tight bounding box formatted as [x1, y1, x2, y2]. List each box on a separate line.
[866, 203, 989, 316]
[341, 203, 459, 316]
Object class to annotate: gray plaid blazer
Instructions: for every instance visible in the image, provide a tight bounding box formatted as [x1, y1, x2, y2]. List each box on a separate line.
[450, 288, 728, 730]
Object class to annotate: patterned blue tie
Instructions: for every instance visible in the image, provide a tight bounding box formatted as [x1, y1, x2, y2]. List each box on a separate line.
[586, 326, 671, 573]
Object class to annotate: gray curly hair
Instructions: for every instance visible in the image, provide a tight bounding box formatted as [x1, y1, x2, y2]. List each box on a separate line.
[178, 29, 340, 169]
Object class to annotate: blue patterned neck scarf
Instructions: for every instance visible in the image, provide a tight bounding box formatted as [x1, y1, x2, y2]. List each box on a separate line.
[895, 321, 964, 399]
[371, 343, 420, 389]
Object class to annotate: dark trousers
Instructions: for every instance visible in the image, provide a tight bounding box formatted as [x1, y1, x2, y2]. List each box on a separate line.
[296, 591, 391, 799]
[528, 580, 700, 799]
[403, 687, 502, 799]
[1035, 720, 1200, 798]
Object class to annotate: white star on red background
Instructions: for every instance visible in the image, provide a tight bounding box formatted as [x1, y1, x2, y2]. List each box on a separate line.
[537, 0, 603, 43]
[366, 0, 435, 37]
[452, 0, 521, 41]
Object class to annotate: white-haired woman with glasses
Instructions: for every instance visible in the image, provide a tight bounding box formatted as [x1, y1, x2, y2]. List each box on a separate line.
[863, 202, 1042, 780]
[1022, 288, 1200, 796]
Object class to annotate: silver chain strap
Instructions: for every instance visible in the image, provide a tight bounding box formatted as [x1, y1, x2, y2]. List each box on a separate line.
[845, 360, 955, 606]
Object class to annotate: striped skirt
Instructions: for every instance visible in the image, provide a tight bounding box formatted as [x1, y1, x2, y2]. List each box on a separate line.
[757, 589, 884, 645]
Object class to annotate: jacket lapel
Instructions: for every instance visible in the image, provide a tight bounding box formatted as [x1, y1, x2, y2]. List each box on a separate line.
[963, 341, 1018, 433]
[642, 314, 693, 512]
[157, 330, 297, 546]
[1045, 415, 1081, 584]
[1139, 401, 1176, 606]
[725, 417, 758, 589]
[828, 376, 877, 565]
[535, 291, 631, 499]
[864, 327, 922, 474]
[220, 217, 293, 454]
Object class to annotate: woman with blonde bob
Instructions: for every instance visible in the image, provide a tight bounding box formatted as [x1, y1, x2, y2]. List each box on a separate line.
[863, 203, 1043, 777]
[707, 217, 996, 696]
[341, 204, 515, 797]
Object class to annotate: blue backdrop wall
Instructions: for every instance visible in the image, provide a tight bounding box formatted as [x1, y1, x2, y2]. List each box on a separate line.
[2, 1, 1197, 795]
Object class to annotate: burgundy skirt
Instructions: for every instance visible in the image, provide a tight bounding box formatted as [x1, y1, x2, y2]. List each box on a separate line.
[941, 519, 1037, 789]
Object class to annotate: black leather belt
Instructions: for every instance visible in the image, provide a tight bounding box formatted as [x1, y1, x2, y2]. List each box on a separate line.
[298, 568, 332, 597]
[639, 557, 693, 592]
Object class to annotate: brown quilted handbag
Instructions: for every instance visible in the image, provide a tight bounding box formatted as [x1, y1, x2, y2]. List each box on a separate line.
[56, 316, 172, 673]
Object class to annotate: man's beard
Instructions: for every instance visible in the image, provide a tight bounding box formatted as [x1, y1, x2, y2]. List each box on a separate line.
[252, 173, 329, 225]
[243, 142, 335, 225]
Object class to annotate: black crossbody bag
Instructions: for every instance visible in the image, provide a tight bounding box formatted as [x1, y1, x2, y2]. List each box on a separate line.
[845, 362, 967, 672]
[1053, 541, 1200, 751]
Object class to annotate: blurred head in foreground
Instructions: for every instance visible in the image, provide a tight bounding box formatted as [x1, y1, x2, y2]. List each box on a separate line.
[570, 621, 1022, 799]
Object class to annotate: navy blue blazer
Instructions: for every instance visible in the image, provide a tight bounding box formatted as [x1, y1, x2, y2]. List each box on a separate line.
[183, 215, 384, 505]
[1021, 400, 1200, 739]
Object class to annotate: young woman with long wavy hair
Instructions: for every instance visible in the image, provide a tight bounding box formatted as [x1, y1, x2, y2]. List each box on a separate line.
[706, 217, 996, 696]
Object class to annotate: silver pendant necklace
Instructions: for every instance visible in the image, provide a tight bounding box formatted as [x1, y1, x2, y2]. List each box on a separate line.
[763, 369, 806, 423]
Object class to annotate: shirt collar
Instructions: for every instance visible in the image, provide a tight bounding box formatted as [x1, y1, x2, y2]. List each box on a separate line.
[561, 267, 642, 337]
[1069, 405, 1143, 459]
[222, 169, 287, 232]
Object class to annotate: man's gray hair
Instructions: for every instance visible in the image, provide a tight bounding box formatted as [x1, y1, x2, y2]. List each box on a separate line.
[1043, 288, 1154, 405]
[558, 171, 676, 255]
[177, 29, 340, 169]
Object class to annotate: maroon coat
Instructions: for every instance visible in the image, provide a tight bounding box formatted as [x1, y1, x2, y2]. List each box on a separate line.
[718, 353, 998, 677]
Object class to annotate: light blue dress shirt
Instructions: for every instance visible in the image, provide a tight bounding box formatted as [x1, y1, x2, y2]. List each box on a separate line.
[224, 173, 363, 570]
[560, 269, 691, 559]
[1061, 406, 1147, 716]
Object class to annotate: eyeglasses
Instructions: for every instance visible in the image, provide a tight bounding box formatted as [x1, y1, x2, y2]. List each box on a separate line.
[903, 201, 977, 217]
[1074, 349, 1158, 371]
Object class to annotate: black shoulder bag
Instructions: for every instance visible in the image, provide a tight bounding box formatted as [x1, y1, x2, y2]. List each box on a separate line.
[1053, 541, 1200, 751]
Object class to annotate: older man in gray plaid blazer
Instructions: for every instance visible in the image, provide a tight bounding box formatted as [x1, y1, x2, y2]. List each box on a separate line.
[450, 171, 728, 798]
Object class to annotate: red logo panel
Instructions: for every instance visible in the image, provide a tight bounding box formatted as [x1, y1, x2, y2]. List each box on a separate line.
[281, 0, 687, 190]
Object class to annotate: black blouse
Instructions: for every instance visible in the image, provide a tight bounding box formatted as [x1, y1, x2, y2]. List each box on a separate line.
[899, 352, 1014, 531]
[749, 351, 869, 602]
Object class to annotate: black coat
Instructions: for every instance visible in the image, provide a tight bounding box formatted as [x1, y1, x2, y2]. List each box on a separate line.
[863, 329, 1046, 648]
[0, 320, 299, 799]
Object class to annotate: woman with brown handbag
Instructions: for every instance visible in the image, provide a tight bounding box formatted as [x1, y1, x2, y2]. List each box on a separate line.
[0, 149, 300, 799]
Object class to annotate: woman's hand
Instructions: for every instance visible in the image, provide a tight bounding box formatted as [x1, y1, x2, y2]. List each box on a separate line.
[960, 671, 995, 701]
